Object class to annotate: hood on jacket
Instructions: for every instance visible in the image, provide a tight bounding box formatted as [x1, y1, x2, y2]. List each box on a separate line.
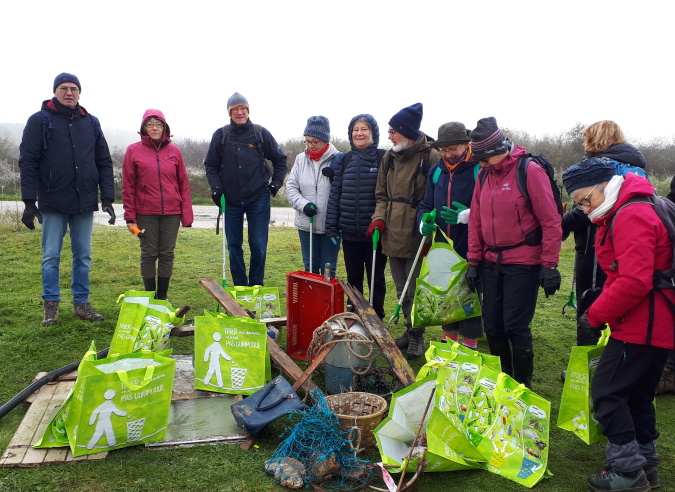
[43, 98, 88, 116]
[140, 109, 171, 145]
[589, 143, 646, 169]
[348, 114, 380, 151]
[602, 172, 655, 219]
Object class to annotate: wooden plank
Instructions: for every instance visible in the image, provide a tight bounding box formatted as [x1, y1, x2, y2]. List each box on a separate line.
[200, 278, 317, 395]
[0, 383, 58, 466]
[24, 372, 49, 404]
[259, 316, 286, 326]
[339, 280, 415, 387]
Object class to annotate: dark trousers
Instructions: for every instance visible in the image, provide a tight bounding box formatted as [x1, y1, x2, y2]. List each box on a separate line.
[224, 194, 270, 286]
[342, 239, 387, 319]
[137, 214, 181, 279]
[575, 250, 607, 345]
[592, 337, 669, 445]
[481, 261, 540, 347]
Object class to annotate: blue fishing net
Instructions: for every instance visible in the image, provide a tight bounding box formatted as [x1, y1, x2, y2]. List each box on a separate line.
[265, 388, 378, 490]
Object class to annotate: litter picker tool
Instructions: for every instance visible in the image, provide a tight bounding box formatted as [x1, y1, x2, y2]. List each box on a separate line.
[307, 204, 316, 273]
[129, 224, 145, 239]
[562, 260, 576, 316]
[386, 236, 426, 330]
[220, 195, 227, 288]
[370, 228, 380, 306]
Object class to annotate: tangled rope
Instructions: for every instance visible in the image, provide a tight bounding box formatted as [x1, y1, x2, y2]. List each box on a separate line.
[306, 312, 379, 377]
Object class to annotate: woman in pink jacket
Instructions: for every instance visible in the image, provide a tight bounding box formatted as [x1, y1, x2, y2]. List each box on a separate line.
[563, 158, 674, 492]
[122, 109, 193, 300]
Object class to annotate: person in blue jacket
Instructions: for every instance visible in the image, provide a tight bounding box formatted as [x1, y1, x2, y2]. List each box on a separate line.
[204, 92, 288, 286]
[19, 73, 115, 326]
[416, 122, 483, 349]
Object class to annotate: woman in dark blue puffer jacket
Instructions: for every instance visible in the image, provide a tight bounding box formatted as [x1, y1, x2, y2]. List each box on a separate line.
[325, 114, 387, 318]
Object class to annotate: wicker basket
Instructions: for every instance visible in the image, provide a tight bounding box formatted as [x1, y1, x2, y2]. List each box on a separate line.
[325, 392, 388, 450]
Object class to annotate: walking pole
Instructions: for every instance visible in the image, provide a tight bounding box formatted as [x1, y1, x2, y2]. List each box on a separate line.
[386, 236, 426, 330]
[370, 228, 380, 306]
[226, 195, 227, 288]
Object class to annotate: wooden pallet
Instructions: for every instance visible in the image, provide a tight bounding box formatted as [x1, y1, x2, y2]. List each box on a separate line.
[0, 374, 107, 467]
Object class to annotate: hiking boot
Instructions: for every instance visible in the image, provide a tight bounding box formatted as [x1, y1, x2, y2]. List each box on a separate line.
[394, 329, 410, 349]
[644, 465, 660, 489]
[73, 302, 105, 322]
[655, 367, 675, 396]
[588, 466, 651, 492]
[42, 301, 59, 326]
[406, 330, 425, 360]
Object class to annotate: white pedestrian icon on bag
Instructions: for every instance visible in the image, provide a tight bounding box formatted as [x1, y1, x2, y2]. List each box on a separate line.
[204, 332, 232, 388]
[87, 389, 127, 449]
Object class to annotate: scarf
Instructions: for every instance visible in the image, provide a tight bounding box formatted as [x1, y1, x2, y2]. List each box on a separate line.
[443, 147, 472, 172]
[308, 144, 330, 161]
[589, 175, 624, 221]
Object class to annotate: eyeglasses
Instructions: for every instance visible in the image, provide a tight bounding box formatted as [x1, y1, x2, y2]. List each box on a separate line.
[387, 129, 397, 135]
[574, 185, 600, 207]
[477, 157, 491, 164]
[305, 139, 322, 146]
[57, 86, 79, 94]
[145, 122, 165, 129]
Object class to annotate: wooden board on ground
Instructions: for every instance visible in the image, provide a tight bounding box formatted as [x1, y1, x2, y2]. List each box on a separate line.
[338, 280, 415, 387]
[199, 278, 316, 394]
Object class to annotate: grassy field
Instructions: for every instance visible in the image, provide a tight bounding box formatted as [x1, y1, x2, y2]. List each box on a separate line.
[1, 215, 674, 492]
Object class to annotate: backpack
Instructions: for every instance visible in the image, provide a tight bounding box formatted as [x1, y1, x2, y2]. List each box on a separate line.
[479, 153, 564, 215]
[221, 123, 264, 157]
[40, 110, 103, 150]
[383, 147, 432, 207]
[608, 194, 675, 344]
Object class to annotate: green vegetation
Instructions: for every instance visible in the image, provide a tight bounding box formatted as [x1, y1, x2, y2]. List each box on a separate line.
[1, 220, 675, 491]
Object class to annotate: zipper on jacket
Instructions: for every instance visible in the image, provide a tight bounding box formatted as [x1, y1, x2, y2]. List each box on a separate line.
[446, 169, 453, 238]
[355, 154, 361, 235]
[156, 150, 164, 215]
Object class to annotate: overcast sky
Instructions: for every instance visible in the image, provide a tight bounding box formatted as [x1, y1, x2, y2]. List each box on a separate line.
[3, 0, 673, 149]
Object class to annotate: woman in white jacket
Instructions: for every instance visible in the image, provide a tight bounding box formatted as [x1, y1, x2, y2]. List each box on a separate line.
[286, 116, 341, 276]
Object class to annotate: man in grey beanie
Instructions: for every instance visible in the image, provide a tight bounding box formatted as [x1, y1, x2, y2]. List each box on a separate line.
[204, 92, 288, 286]
[19, 72, 115, 326]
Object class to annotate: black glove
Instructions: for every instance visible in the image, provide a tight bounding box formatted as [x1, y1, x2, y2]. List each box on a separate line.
[268, 182, 280, 197]
[321, 167, 334, 179]
[102, 200, 116, 225]
[21, 200, 42, 230]
[303, 203, 317, 217]
[465, 264, 479, 292]
[211, 188, 224, 208]
[579, 312, 606, 332]
[539, 266, 562, 298]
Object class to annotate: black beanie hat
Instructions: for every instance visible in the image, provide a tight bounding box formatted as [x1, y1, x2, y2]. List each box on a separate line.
[470, 117, 509, 160]
[53, 72, 81, 93]
[389, 103, 423, 141]
[562, 158, 617, 195]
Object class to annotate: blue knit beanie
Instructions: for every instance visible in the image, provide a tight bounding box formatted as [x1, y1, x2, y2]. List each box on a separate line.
[470, 117, 509, 160]
[562, 158, 617, 195]
[304, 115, 330, 143]
[389, 103, 423, 141]
[53, 72, 81, 93]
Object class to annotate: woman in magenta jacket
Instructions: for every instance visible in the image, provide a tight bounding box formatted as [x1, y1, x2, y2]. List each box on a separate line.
[563, 158, 674, 492]
[122, 109, 193, 300]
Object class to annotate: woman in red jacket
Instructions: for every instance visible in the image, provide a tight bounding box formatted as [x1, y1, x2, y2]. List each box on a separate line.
[122, 110, 193, 300]
[563, 158, 674, 492]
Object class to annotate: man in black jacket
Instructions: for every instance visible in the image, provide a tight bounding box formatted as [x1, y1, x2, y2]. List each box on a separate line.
[19, 73, 115, 326]
[204, 92, 287, 286]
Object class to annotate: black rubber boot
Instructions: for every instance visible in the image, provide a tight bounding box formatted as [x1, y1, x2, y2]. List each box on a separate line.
[406, 328, 426, 360]
[488, 340, 513, 376]
[512, 345, 534, 389]
[394, 326, 411, 349]
[156, 277, 170, 300]
[143, 277, 156, 292]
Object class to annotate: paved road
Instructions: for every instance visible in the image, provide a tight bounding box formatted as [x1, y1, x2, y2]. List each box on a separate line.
[0, 202, 297, 229]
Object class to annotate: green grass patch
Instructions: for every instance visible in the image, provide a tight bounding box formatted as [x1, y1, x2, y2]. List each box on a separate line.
[1, 224, 674, 491]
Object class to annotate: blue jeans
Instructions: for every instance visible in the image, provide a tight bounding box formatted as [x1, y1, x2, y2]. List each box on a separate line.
[41, 212, 94, 303]
[298, 230, 341, 276]
[225, 194, 270, 286]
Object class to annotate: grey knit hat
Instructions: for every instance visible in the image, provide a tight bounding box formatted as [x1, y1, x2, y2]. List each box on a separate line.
[227, 92, 249, 114]
[562, 158, 617, 195]
[431, 122, 471, 148]
[470, 117, 509, 160]
[53, 72, 81, 93]
[304, 115, 330, 143]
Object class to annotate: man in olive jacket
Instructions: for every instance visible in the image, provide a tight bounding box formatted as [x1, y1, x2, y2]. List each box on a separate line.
[19, 73, 115, 326]
[369, 102, 440, 359]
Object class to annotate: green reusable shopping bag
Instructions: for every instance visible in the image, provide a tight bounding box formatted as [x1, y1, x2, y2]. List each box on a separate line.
[109, 291, 185, 355]
[557, 328, 610, 444]
[465, 368, 551, 487]
[412, 231, 481, 328]
[416, 341, 500, 381]
[194, 315, 270, 395]
[35, 343, 176, 457]
[224, 285, 281, 318]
